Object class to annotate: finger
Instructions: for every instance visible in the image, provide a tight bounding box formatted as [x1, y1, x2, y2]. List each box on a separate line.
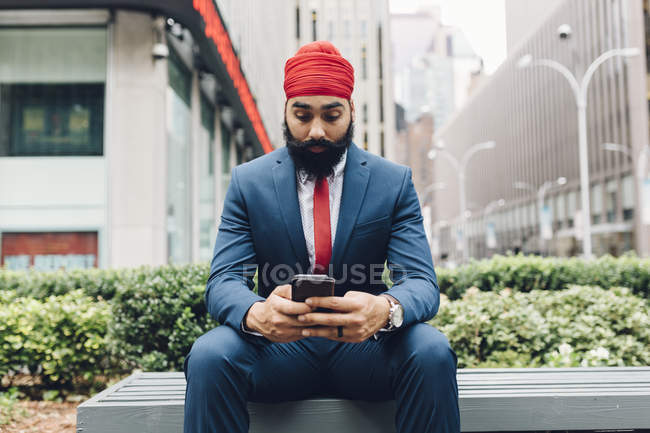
[297, 312, 351, 326]
[306, 296, 358, 312]
[273, 296, 316, 315]
[300, 326, 341, 339]
[274, 314, 317, 327]
[272, 284, 292, 299]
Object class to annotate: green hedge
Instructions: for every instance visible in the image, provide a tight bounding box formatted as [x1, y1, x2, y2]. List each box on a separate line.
[1, 255, 649, 392]
[431, 285, 650, 368]
[436, 254, 650, 300]
[0, 290, 112, 390]
[0, 267, 126, 301]
[108, 264, 217, 371]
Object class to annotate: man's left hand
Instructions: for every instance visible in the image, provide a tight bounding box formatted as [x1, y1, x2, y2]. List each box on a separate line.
[297, 291, 390, 342]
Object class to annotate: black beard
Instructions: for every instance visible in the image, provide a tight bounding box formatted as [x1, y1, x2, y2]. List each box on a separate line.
[284, 120, 354, 179]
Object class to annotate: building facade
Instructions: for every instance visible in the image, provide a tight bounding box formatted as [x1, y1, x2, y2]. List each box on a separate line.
[0, 1, 291, 270]
[392, 6, 483, 129]
[430, 0, 649, 262]
[0, 0, 396, 271]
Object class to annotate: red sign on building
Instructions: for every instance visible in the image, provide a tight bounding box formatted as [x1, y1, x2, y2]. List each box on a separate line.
[1, 232, 98, 271]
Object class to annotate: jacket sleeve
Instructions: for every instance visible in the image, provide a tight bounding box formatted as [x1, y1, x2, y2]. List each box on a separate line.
[205, 166, 266, 336]
[382, 167, 440, 326]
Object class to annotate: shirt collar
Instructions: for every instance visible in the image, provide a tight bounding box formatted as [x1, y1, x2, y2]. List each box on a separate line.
[297, 148, 348, 185]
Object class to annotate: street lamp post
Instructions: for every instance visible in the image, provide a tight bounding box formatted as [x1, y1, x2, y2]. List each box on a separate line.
[514, 177, 567, 254]
[518, 30, 639, 258]
[428, 140, 496, 262]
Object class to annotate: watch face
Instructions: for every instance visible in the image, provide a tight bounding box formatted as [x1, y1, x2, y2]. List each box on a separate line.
[392, 304, 404, 327]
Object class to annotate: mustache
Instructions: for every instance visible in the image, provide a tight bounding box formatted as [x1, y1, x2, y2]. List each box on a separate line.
[293, 136, 348, 150]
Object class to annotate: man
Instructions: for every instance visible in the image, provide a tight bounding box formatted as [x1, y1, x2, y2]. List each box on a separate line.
[184, 41, 460, 433]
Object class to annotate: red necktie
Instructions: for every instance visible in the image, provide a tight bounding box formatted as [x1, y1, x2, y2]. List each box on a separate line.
[313, 176, 332, 274]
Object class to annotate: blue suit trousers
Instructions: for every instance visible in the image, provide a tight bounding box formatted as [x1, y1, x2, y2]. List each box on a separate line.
[183, 323, 460, 433]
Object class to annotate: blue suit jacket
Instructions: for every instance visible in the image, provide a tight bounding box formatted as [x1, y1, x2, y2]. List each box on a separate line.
[206, 142, 440, 337]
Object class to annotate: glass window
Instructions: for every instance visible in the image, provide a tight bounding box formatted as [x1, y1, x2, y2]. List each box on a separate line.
[606, 179, 618, 223]
[622, 174, 634, 220]
[0, 84, 103, 156]
[555, 194, 565, 228]
[221, 120, 232, 207]
[568, 190, 577, 227]
[166, 48, 192, 264]
[591, 183, 603, 225]
[199, 94, 216, 262]
[0, 27, 106, 157]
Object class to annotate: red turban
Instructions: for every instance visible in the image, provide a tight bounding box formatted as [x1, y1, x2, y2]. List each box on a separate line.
[284, 41, 355, 100]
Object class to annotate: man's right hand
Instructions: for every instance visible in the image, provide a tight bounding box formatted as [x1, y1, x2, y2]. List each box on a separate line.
[244, 284, 315, 343]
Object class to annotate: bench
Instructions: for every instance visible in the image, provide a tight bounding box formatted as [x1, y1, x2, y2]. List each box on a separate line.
[76, 367, 650, 432]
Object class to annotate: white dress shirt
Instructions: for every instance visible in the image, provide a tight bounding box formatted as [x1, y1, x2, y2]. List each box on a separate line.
[296, 150, 347, 273]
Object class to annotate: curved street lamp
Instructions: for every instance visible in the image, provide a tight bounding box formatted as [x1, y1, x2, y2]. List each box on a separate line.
[429, 140, 496, 262]
[518, 30, 640, 258]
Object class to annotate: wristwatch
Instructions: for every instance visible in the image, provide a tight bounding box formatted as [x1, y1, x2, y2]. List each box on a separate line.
[378, 295, 404, 332]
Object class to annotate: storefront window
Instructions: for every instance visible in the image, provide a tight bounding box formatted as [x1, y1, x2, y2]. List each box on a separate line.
[166, 49, 192, 264]
[0, 28, 106, 156]
[199, 94, 216, 262]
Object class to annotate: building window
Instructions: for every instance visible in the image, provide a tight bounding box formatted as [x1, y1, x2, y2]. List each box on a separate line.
[296, 6, 300, 40]
[199, 94, 216, 262]
[380, 131, 385, 157]
[377, 24, 383, 80]
[446, 34, 454, 57]
[312, 10, 317, 41]
[606, 179, 618, 223]
[0, 84, 104, 156]
[591, 183, 603, 225]
[379, 82, 384, 122]
[555, 194, 565, 229]
[0, 27, 107, 157]
[363, 131, 368, 151]
[167, 48, 192, 264]
[622, 174, 634, 220]
[221, 120, 232, 205]
[361, 20, 367, 39]
[567, 190, 577, 228]
[361, 45, 367, 80]
[363, 103, 368, 124]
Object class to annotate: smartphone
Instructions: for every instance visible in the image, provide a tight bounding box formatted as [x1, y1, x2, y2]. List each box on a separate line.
[291, 274, 335, 313]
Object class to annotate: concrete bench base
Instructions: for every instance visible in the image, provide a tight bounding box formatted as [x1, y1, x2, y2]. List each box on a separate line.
[77, 367, 650, 433]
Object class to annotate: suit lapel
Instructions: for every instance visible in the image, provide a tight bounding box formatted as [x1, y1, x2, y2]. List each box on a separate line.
[332, 143, 369, 270]
[272, 151, 310, 271]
